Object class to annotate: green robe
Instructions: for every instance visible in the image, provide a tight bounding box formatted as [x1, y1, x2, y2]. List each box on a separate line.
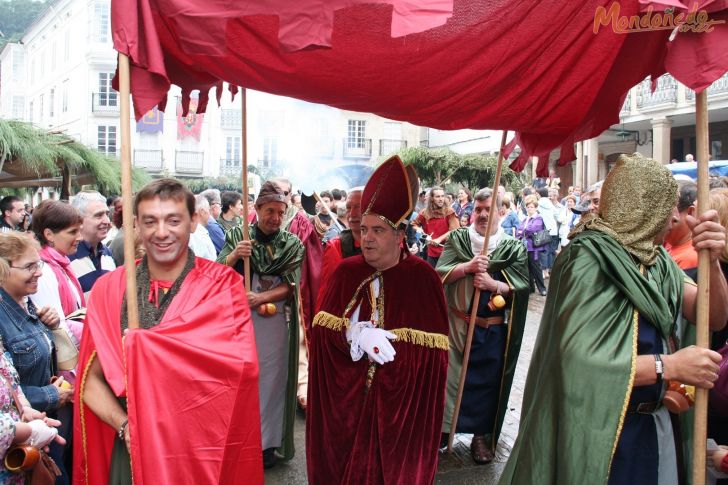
[436, 229, 530, 447]
[217, 225, 304, 461]
[499, 229, 685, 485]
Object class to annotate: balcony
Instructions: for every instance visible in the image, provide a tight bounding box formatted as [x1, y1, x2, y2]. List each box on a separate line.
[637, 75, 677, 111]
[220, 158, 242, 178]
[175, 150, 204, 175]
[133, 149, 163, 173]
[257, 158, 280, 171]
[91, 92, 119, 115]
[379, 139, 407, 156]
[220, 109, 242, 129]
[343, 138, 372, 159]
[686, 72, 728, 101]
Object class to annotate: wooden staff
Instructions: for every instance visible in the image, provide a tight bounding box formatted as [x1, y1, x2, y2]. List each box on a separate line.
[241, 88, 251, 291]
[448, 130, 508, 452]
[692, 89, 711, 485]
[118, 53, 139, 329]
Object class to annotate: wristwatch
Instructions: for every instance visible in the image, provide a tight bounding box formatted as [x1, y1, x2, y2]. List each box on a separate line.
[118, 419, 129, 440]
[654, 354, 664, 383]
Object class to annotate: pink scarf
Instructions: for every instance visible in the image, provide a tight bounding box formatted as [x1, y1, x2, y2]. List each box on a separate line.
[39, 245, 85, 316]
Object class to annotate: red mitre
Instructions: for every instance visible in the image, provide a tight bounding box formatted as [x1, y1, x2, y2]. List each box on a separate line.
[362, 155, 419, 228]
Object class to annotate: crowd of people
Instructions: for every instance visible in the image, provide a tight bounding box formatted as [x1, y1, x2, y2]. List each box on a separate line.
[0, 153, 724, 484]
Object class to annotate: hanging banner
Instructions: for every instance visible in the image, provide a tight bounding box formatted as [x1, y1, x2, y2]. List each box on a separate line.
[136, 106, 164, 133]
[177, 96, 204, 141]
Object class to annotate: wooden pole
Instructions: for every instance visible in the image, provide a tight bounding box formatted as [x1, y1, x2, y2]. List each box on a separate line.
[118, 53, 139, 329]
[448, 130, 508, 452]
[241, 88, 251, 291]
[692, 89, 711, 485]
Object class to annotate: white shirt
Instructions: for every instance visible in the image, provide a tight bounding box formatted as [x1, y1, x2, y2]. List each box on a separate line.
[188, 225, 217, 261]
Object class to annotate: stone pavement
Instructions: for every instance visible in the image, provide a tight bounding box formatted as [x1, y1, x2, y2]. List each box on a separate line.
[265, 293, 547, 484]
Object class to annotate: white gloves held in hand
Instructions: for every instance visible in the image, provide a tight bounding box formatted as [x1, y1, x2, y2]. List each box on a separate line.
[23, 419, 59, 448]
[348, 322, 397, 365]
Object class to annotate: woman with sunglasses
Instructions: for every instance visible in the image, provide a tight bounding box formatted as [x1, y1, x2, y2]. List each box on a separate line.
[0, 232, 72, 483]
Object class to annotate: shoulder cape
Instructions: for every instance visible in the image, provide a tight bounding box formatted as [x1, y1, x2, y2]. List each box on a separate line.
[499, 230, 684, 485]
[436, 228, 530, 446]
[73, 258, 262, 485]
[307, 255, 449, 485]
[216, 225, 305, 460]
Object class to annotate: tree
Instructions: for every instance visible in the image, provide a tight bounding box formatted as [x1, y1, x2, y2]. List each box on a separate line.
[0, 0, 47, 51]
[396, 146, 525, 192]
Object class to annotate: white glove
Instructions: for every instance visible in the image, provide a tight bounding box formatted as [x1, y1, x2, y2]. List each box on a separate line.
[356, 327, 397, 365]
[23, 419, 58, 448]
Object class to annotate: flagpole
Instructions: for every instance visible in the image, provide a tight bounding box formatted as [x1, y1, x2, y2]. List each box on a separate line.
[692, 89, 711, 485]
[448, 130, 508, 452]
[241, 88, 251, 291]
[118, 53, 139, 329]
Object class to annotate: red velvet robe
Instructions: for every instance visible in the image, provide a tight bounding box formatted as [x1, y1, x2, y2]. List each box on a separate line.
[73, 258, 263, 485]
[307, 253, 449, 485]
[287, 211, 322, 331]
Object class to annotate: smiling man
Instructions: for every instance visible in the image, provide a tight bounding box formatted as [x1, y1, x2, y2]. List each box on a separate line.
[218, 181, 304, 469]
[307, 156, 449, 485]
[69, 191, 116, 298]
[437, 187, 530, 464]
[75, 178, 262, 485]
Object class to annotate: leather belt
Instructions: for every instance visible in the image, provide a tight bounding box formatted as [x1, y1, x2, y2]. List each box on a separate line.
[450, 308, 505, 328]
[626, 401, 660, 415]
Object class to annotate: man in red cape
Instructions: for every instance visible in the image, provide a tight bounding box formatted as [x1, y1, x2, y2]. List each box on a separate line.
[307, 156, 449, 484]
[73, 179, 262, 484]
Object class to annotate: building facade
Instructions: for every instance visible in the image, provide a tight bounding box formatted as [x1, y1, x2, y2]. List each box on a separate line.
[0, 0, 419, 188]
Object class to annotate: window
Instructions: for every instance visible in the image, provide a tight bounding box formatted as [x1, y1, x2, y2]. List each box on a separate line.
[225, 136, 241, 164]
[40, 51, 45, 77]
[39, 94, 44, 121]
[64, 31, 70, 61]
[62, 81, 68, 113]
[28, 101, 34, 122]
[51, 43, 57, 71]
[12, 97, 24, 119]
[49, 89, 55, 118]
[98, 72, 117, 106]
[347, 120, 366, 148]
[12, 52, 24, 81]
[383, 121, 402, 140]
[97, 125, 117, 155]
[94, 2, 110, 43]
[262, 137, 277, 168]
[30, 60, 35, 84]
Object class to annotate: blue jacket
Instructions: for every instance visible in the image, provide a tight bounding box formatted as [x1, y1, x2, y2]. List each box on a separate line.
[0, 289, 59, 411]
[206, 216, 225, 254]
[500, 210, 521, 237]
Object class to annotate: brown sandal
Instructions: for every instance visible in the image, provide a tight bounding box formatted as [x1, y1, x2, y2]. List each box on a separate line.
[470, 435, 494, 465]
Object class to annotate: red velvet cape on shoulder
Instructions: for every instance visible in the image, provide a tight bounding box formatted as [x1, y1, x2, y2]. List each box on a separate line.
[307, 254, 449, 485]
[73, 258, 263, 485]
[287, 211, 322, 331]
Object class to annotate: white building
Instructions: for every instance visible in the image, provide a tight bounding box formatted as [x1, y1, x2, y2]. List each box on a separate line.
[0, 0, 420, 189]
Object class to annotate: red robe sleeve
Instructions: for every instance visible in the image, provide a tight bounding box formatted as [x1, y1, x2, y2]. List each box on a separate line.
[74, 259, 263, 485]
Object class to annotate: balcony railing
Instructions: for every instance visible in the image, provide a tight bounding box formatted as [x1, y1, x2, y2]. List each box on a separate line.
[220, 158, 242, 177]
[619, 97, 631, 118]
[637, 75, 677, 110]
[379, 139, 407, 156]
[175, 150, 204, 175]
[687, 72, 728, 101]
[220, 109, 242, 129]
[92, 92, 119, 114]
[343, 138, 372, 159]
[133, 149, 163, 173]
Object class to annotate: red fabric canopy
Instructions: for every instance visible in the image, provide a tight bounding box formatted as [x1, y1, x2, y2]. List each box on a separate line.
[112, 0, 728, 175]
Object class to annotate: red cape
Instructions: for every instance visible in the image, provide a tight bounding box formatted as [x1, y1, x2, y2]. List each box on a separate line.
[307, 254, 448, 485]
[73, 258, 263, 484]
[287, 212, 322, 331]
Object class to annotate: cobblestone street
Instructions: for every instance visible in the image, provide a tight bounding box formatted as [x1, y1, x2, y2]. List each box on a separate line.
[265, 293, 547, 484]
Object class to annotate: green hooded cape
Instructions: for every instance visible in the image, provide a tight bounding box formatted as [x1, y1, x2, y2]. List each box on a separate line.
[217, 224, 304, 461]
[437, 228, 530, 448]
[498, 229, 685, 485]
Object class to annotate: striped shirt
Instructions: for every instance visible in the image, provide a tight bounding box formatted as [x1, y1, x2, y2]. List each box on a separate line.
[69, 240, 116, 299]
